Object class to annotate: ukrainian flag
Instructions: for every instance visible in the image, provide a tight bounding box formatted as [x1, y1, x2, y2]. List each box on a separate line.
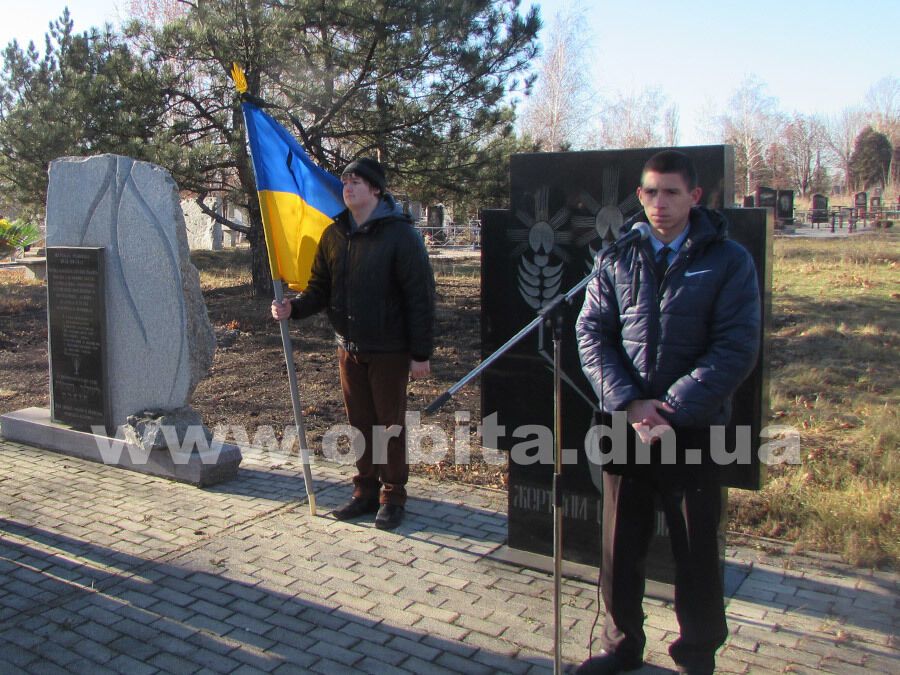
[234, 66, 344, 290]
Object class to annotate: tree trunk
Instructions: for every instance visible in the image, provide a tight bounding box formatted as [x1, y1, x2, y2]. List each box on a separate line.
[248, 209, 274, 298]
[232, 102, 274, 298]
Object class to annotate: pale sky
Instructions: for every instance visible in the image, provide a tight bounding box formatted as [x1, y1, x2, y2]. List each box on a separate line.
[524, 0, 899, 143]
[1, 0, 897, 145]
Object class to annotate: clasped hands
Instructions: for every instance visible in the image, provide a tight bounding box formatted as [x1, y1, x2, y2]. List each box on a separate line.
[626, 398, 675, 445]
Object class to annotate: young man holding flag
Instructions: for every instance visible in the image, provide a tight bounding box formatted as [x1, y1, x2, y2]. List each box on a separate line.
[271, 158, 435, 530]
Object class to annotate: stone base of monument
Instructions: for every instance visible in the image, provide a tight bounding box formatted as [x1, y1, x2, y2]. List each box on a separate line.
[0, 407, 242, 487]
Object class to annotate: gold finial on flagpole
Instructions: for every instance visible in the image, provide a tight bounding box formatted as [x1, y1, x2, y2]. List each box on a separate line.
[231, 63, 248, 94]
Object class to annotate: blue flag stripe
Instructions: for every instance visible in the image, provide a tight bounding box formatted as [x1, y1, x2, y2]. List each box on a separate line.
[242, 103, 344, 217]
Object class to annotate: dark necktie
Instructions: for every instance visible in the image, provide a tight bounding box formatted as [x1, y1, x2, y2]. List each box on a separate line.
[654, 246, 672, 286]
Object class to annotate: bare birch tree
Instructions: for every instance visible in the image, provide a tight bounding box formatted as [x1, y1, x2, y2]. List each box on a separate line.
[824, 108, 866, 191]
[518, 6, 592, 150]
[781, 113, 828, 197]
[663, 105, 680, 147]
[712, 76, 784, 198]
[864, 76, 899, 186]
[864, 76, 899, 143]
[592, 87, 678, 149]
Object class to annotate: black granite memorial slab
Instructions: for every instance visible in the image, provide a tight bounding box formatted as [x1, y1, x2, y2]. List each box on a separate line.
[756, 186, 777, 209]
[776, 190, 794, 224]
[717, 208, 772, 490]
[855, 191, 868, 218]
[811, 194, 828, 223]
[47, 247, 110, 432]
[480, 146, 764, 574]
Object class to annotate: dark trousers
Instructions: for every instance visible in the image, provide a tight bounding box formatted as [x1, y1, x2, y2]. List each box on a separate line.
[337, 348, 410, 505]
[600, 472, 728, 670]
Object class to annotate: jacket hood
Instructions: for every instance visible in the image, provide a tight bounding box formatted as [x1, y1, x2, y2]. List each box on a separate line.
[341, 192, 410, 233]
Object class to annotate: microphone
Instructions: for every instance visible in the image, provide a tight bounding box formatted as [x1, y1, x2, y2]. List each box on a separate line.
[608, 222, 651, 250]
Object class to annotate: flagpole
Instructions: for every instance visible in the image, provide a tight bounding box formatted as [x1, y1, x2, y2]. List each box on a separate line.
[272, 280, 318, 517]
[231, 64, 318, 516]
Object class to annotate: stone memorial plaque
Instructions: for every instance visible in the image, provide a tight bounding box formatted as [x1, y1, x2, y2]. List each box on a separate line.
[47, 247, 111, 431]
[0, 156, 240, 488]
[45, 155, 216, 428]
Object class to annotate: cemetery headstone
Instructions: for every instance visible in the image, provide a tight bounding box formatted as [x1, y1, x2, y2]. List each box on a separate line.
[855, 191, 868, 219]
[755, 186, 777, 210]
[811, 194, 828, 224]
[776, 190, 794, 224]
[182, 198, 224, 250]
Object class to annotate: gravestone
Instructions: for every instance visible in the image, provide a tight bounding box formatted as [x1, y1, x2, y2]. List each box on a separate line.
[811, 194, 829, 224]
[870, 195, 882, 212]
[855, 191, 868, 219]
[47, 247, 110, 431]
[776, 190, 794, 224]
[1, 154, 241, 486]
[481, 146, 765, 591]
[755, 186, 776, 208]
[182, 198, 224, 251]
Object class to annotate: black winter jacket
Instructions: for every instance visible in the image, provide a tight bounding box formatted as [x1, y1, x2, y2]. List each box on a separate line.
[290, 195, 435, 361]
[576, 207, 760, 468]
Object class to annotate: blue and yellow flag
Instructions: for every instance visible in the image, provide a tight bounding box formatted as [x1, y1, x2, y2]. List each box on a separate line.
[233, 64, 344, 290]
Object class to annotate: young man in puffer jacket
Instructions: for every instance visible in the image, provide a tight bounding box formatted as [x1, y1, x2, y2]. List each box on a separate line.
[272, 157, 435, 531]
[575, 150, 761, 675]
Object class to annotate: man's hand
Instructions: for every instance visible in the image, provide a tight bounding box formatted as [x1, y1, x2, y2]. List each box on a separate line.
[271, 299, 291, 321]
[410, 359, 430, 380]
[626, 398, 675, 444]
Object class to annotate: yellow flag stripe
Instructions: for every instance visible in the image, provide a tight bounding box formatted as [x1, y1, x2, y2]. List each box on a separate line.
[257, 190, 333, 291]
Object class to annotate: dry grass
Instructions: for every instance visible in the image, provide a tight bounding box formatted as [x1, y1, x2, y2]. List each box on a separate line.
[191, 247, 254, 289]
[730, 230, 899, 567]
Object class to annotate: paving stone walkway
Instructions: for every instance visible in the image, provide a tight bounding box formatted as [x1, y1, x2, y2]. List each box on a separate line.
[0, 437, 897, 674]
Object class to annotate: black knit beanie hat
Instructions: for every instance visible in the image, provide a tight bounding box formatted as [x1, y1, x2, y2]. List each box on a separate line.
[342, 157, 386, 192]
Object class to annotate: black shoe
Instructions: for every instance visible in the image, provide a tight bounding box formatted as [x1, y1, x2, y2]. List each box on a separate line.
[677, 664, 714, 675]
[332, 497, 379, 521]
[575, 651, 643, 675]
[374, 503, 405, 530]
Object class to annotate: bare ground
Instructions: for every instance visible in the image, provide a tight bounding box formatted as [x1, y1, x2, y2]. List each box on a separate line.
[0, 256, 502, 488]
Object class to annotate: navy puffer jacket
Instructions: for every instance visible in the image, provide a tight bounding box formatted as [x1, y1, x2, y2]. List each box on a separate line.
[576, 206, 760, 430]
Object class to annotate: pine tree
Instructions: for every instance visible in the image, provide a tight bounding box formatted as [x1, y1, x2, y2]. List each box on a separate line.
[0, 9, 171, 219]
[133, 0, 539, 295]
[849, 126, 893, 190]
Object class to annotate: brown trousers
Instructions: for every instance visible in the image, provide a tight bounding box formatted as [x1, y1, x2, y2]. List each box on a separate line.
[337, 348, 410, 505]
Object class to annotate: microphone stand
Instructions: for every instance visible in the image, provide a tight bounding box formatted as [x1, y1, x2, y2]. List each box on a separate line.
[426, 261, 604, 675]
